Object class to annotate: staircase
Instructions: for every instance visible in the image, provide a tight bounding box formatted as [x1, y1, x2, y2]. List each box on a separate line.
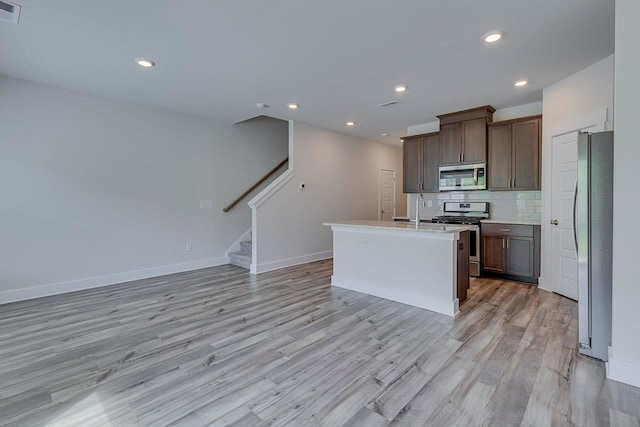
[229, 240, 252, 270]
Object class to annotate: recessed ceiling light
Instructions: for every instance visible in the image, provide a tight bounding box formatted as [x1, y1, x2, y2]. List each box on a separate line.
[136, 59, 155, 68]
[514, 79, 528, 87]
[288, 103, 299, 110]
[394, 85, 407, 93]
[346, 121, 355, 126]
[483, 31, 504, 43]
[381, 132, 390, 137]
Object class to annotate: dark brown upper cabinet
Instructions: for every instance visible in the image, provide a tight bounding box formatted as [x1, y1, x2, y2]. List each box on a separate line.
[403, 136, 421, 193]
[488, 115, 541, 191]
[437, 105, 495, 166]
[402, 132, 440, 193]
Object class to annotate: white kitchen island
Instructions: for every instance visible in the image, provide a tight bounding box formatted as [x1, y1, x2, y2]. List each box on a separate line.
[324, 220, 473, 317]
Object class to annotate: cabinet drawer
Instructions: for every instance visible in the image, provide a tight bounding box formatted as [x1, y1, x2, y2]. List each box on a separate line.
[481, 223, 534, 237]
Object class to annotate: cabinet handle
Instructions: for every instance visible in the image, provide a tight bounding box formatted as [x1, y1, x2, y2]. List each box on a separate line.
[506, 239, 509, 249]
[462, 153, 464, 162]
[512, 178, 515, 187]
[508, 178, 511, 187]
[458, 154, 462, 162]
[499, 228, 511, 232]
[502, 239, 505, 249]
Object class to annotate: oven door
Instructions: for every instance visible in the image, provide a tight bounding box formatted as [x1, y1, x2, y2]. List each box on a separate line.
[468, 226, 480, 277]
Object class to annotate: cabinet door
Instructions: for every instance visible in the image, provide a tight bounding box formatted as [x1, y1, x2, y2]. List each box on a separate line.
[440, 122, 462, 165]
[421, 134, 440, 191]
[512, 118, 541, 190]
[402, 137, 422, 193]
[506, 236, 535, 277]
[488, 124, 512, 190]
[457, 231, 470, 303]
[482, 236, 505, 273]
[461, 118, 487, 164]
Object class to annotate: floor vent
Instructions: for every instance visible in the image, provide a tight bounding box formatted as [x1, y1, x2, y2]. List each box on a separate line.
[0, 1, 20, 24]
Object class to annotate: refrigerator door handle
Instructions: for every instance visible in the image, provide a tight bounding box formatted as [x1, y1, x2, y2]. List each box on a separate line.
[572, 178, 578, 257]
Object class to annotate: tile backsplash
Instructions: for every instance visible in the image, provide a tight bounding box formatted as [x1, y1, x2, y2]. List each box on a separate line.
[407, 191, 542, 222]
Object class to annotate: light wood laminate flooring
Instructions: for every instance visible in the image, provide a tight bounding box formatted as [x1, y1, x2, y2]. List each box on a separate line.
[1, 260, 639, 426]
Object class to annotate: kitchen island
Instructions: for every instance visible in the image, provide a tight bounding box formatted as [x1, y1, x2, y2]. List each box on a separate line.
[323, 220, 472, 317]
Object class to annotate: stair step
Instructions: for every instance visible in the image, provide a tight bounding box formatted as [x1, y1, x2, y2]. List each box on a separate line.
[229, 251, 251, 270]
[240, 240, 252, 255]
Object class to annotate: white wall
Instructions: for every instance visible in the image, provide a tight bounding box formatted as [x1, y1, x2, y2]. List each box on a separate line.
[251, 121, 404, 273]
[539, 55, 614, 294]
[0, 75, 288, 303]
[492, 102, 543, 122]
[543, 56, 614, 131]
[610, 0, 640, 388]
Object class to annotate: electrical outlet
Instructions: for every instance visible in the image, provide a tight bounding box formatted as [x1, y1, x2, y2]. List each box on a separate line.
[427, 200, 433, 207]
[186, 243, 192, 252]
[200, 200, 213, 208]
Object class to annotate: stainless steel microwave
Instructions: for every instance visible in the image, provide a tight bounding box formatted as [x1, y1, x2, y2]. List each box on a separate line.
[439, 163, 486, 191]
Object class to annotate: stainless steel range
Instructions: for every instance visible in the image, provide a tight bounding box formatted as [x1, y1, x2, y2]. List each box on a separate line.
[432, 202, 489, 277]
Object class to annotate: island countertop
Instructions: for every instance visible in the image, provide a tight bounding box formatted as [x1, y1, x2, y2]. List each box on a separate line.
[323, 220, 475, 234]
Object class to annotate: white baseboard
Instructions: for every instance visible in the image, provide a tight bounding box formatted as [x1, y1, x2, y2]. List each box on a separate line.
[607, 346, 640, 388]
[251, 251, 333, 274]
[0, 256, 229, 305]
[331, 275, 458, 317]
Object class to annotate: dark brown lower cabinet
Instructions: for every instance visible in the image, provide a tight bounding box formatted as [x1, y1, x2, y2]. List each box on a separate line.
[506, 236, 535, 277]
[482, 235, 506, 273]
[457, 231, 469, 304]
[481, 223, 540, 284]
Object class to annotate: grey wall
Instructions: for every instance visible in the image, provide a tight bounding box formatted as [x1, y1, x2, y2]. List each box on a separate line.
[253, 121, 405, 272]
[0, 75, 287, 301]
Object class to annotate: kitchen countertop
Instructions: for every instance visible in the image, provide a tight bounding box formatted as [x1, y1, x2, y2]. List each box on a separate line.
[324, 220, 475, 233]
[481, 219, 541, 226]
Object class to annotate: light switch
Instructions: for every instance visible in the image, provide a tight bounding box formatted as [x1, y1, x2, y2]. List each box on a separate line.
[427, 200, 433, 207]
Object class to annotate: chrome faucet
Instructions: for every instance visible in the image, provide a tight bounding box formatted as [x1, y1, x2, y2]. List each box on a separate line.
[415, 193, 425, 228]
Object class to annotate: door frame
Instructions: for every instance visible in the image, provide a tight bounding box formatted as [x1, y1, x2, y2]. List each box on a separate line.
[539, 108, 609, 293]
[378, 167, 396, 221]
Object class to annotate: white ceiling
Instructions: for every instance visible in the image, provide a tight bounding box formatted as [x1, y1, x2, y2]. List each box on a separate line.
[0, 0, 614, 145]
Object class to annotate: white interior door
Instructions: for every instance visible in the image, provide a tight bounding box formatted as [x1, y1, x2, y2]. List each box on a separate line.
[547, 111, 607, 300]
[550, 132, 579, 300]
[378, 169, 395, 221]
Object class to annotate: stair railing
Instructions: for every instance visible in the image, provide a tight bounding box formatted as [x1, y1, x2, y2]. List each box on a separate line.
[222, 157, 289, 212]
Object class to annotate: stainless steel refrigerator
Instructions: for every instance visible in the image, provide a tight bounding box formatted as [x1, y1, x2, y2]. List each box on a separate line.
[577, 131, 613, 361]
